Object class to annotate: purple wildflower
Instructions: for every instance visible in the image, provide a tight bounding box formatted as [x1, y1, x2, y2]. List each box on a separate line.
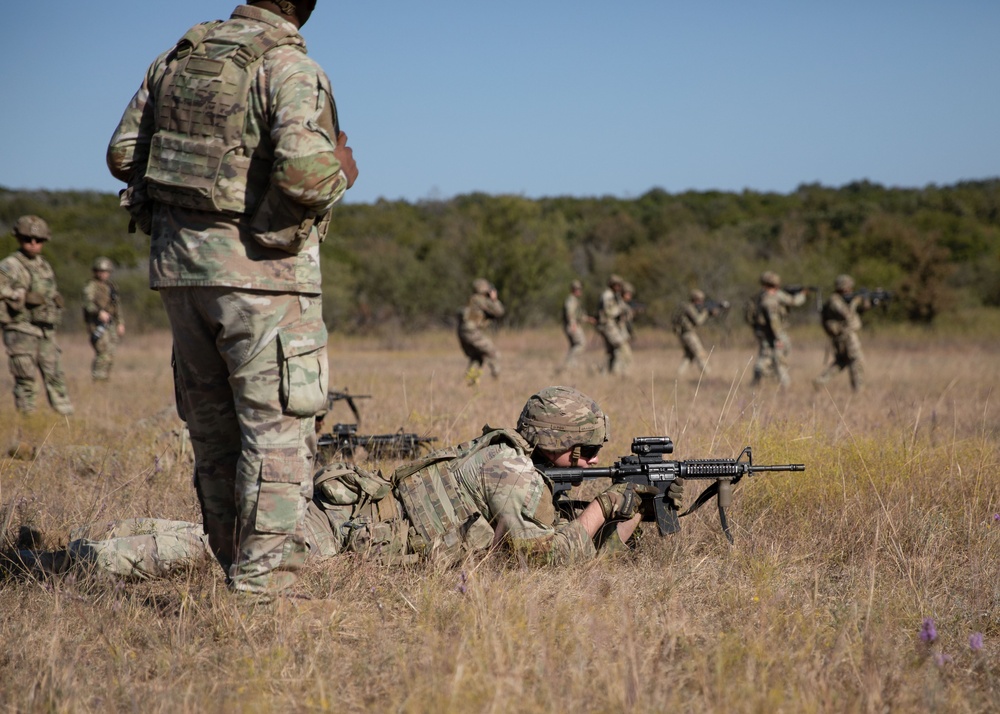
[456, 571, 468, 595]
[934, 652, 952, 667]
[919, 618, 937, 644]
[969, 633, 984, 651]
[993, 513, 1000, 523]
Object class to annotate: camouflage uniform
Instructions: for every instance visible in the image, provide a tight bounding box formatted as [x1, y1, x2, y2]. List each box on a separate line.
[814, 276, 870, 391]
[82, 262, 124, 381]
[596, 277, 631, 376]
[458, 279, 504, 380]
[107, 4, 349, 597]
[0, 219, 74, 415]
[559, 281, 587, 371]
[674, 293, 712, 377]
[750, 273, 807, 388]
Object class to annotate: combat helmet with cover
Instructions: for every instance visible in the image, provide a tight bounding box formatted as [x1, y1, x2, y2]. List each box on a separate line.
[12, 215, 51, 241]
[516, 386, 609, 453]
[472, 278, 492, 295]
[835, 274, 854, 293]
[92, 257, 114, 272]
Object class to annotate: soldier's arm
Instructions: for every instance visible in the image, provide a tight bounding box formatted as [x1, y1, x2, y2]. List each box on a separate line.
[267, 52, 351, 212]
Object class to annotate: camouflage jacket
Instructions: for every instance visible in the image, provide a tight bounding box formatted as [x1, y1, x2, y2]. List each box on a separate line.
[821, 292, 868, 338]
[755, 288, 806, 343]
[0, 250, 63, 335]
[82, 279, 123, 327]
[106, 4, 348, 295]
[460, 294, 505, 332]
[674, 301, 709, 334]
[563, 292, 585, 332]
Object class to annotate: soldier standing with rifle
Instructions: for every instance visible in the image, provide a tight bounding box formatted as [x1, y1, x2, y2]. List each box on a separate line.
[107, 0, 358, 601]
[0, 216, 74, 416]
[814, 274, 873, 392]
[748, 271, 810, 389]
[673, 288, 727, 379]
[82, 257, 126, 381]
[458, 278, 505, 385]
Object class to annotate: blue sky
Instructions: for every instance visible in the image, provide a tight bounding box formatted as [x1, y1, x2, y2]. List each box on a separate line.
[2, 1, 997, 204]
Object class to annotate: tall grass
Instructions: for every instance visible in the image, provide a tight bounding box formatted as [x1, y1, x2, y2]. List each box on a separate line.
[1, 325, 997, 711]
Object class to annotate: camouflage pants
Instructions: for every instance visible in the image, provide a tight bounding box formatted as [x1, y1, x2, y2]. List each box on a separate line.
[66, 518, 210, 579]
[160, 287, 329, 597]
[677, 330, 710, 377]
[560, 325, 586, 371]
[815, 332, 865, 391]
[752, 335, 791, 387]
[2, 328, 74, 414]
[458, 327, 500, 377]
[599, 326, 631, 376]
[89, 325, 119, 381]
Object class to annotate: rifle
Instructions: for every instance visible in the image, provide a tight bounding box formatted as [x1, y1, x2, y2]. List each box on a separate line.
[325, 389, 371, 425]
[541, 436, 805, 543]
[847, 288, 893, 308]
[784, 285, 821, 311]
[704, 298, 731, 317]
[318, 423, 437, 460]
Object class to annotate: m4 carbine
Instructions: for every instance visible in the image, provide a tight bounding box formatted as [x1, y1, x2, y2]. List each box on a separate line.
[541, 436, 805, 543]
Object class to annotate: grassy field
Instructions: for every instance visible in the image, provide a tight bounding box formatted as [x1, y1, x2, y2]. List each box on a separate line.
[1, 323, 998, 712]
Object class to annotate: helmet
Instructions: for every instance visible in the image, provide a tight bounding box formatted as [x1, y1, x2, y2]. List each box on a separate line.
[760, 270, 781, 288]
[622, 282, 635, 296]
[516, 386, 609, 452]
[690, 288, 705, 302]
[12, 215, 51, 241]
[608, 274, 624, 288]
[834, 274, 854, 292]
[92, 256, 114, 272]
[472, 278, 492, 295]
[570, 279, 582, 291]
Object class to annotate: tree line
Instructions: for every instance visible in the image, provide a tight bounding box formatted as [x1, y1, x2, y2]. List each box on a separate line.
[2, 179, 998, 334]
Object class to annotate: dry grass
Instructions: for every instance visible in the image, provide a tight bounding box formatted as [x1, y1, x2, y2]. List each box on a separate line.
[1, 323, 998, 712]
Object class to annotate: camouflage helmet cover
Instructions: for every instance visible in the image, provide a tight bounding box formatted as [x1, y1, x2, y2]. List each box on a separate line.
[608, 274, 624, 287]
[12, 215, 51, 241]
[622, 282, 635, 296]
[472, 278, 492, 295]
[517, 385, 609, 452]
[834, 274, 854, 292]
[760, 270, 781, 287]
[570, 279, 583, 291]
[92, 256, 114, 272]
[690, 288, 705, 302]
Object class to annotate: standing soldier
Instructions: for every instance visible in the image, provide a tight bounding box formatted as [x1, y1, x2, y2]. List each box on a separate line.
[107, 0, 358, 600]
[748, 271, 809, 388]
[673, 288, 725, 378]
[82, 257, 126, 381]
[814, 274, 870, 392]
[0, 216, 74, 416]
[558, 279, 593, 373]
[596, 274, 631, 376]
[458, 278, 504, 385]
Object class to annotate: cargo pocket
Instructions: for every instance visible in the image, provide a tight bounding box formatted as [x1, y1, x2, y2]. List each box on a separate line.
[278, 318, 329, 417]
[255, 455, 305, 535]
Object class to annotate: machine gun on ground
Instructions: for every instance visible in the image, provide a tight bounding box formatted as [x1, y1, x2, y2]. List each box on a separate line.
[317, 389, 437, 461]
[541, 436, 805, 543]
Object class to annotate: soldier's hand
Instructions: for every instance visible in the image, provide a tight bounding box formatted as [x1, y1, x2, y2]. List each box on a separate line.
[597, 482, 657, 520]
[24, 291, 44, 307]
[666, 478, 684, 511]
[334, 131, 358, 189]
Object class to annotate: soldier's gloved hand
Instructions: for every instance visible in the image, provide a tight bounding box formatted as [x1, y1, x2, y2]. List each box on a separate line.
[596, 483, 657, 521]
[24, 291, 45, 307]
[666, 478, 685, 511]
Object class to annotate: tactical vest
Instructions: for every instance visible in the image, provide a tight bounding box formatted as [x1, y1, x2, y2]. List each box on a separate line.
[144, 20, 305, 214]
[391, 427, 533, 565]
[1, 253, 62, 328]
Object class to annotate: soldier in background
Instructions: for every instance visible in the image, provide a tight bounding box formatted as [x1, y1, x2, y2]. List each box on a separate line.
[107, 0, 358, 600]
[0, 216, 74, 415]
[673, 288, 724, 378]
[748, 271, 809, 389]
[458, 278, 504, 385]
[82, 257, 126, 381]
[814, 274, 871, 392]
[596, 274, 632, 376]
[558, 279, 594, 373]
